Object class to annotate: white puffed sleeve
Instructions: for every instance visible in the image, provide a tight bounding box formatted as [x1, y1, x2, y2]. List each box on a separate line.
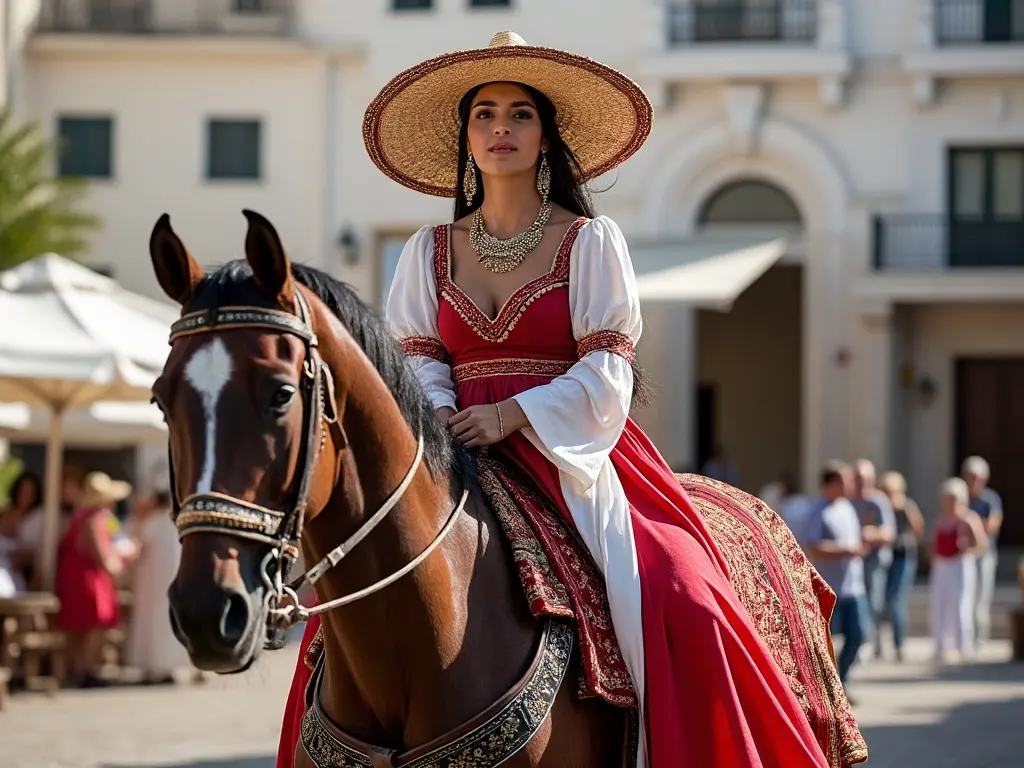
[512, 216, 642, 490]
[385, 225, 457, 411]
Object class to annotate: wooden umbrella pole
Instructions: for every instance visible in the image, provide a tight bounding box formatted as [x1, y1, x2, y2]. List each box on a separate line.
[38, 405, 65, 592]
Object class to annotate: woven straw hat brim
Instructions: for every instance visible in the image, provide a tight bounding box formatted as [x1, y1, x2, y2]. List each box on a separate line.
[363, 40, 653, 198]
[79, 472, 132, 508]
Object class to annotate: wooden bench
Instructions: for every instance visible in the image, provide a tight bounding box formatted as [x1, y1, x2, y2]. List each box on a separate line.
[0, 593, 64, 695]
[0, 664, 10, 711]
[13, 628, 66, 692]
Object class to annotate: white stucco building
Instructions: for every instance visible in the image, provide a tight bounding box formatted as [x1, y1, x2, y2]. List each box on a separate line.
[4, 0, 1024, 550]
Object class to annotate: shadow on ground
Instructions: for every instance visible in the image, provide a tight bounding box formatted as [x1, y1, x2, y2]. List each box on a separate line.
[858, 659, 1024, 767]
[866, 658, 1024, 687]
[103, 758, 273, 768]
[861, 696, 1024, 767]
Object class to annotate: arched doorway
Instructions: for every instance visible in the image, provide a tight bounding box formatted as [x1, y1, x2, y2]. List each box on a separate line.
[694, 179, 805, 496]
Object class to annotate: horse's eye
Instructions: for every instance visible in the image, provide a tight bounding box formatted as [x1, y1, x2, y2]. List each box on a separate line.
[270, 385, 296, 413]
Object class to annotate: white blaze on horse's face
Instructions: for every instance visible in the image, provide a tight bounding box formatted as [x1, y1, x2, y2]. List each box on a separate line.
[184, 337, 234, 495]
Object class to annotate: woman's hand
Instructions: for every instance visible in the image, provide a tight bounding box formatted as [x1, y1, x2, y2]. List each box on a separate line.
[448, 399, 529, 449]
[435, 406, 457, 426]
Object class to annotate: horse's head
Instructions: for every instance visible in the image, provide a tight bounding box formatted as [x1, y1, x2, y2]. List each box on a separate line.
[149, 211, 345, 673]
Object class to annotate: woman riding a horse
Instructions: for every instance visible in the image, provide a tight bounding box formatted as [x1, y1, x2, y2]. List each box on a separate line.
[149, 31, 864, 768]
[276, 31, 847, 767]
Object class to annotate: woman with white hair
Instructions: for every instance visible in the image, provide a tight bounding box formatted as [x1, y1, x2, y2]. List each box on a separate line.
[961, 454, 1003, 649]
[930, 477, 987, 662]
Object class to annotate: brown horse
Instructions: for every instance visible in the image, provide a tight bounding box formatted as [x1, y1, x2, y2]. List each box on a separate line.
[151, 211, 627, 767]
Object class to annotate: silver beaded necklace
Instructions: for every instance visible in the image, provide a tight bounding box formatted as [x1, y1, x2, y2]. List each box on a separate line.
[469, 153, 553, 274]
[470, 200, 552, 274]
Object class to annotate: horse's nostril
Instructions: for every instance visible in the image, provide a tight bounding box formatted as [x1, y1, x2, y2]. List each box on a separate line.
[221, 592, 250, 645]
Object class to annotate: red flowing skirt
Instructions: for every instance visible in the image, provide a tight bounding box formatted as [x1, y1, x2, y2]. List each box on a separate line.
[276, 371, 829, 767]
[54, 508, 121, 634]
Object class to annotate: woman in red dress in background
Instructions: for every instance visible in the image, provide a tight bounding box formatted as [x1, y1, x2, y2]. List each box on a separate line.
[55, 471, 135, 688]
[278, 31, 862, 767]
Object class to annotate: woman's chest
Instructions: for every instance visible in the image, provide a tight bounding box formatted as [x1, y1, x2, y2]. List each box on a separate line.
[438, 283, 575, 357]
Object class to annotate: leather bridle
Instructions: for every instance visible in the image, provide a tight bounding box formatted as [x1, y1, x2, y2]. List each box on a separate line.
[165, 291, 468, 632]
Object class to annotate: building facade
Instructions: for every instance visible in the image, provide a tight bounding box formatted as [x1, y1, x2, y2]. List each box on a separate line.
[6, 0, 1024, 546]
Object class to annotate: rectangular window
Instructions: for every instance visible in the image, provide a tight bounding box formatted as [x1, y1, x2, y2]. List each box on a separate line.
[57, 116, 113, 178]
[378, 232, 415, 308]
[993, 149, 1024, 220]
[953, 150, 986, 219]
[470, 0, 511, 7]
[232, 0, 268, 11]
[206, 119, 262, 181]
[936, 0, 1023, 44]
[951, 147, 1024, 222]
[948, 146, 1024, 266]
[393, 0, 432, 10]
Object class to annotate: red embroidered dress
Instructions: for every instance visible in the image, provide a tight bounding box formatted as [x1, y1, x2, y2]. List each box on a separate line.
[277, 217, 829, 767]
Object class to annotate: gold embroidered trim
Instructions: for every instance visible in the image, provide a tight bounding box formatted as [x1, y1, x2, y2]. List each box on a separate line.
[452, 357, 575, 383]
[399, 335, 449, 363]
[577, 330, 635, 362]
[435, 219, 586, 344]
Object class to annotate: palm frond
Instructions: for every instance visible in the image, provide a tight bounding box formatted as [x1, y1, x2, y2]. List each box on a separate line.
[0, 107, 102, 272]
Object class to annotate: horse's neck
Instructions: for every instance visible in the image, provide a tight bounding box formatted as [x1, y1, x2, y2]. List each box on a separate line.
[304, 386, 452, 734]
[305, 399, 537, 751]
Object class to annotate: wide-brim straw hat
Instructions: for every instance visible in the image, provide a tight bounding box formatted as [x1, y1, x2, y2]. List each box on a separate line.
[78, 471, 132, 508]
[363, 31, 653, 197]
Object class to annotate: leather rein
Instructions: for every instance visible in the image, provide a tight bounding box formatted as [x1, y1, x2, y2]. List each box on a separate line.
[165, 291, 468, 631]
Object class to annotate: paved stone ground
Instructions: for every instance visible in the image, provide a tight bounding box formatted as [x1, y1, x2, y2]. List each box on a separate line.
[850, 637, 1024, 767]
[0, 645, 296, 768]
[1, 634, 1022, 767]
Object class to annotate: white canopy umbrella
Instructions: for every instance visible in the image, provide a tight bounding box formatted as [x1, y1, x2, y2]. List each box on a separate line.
[0, 254, 177, 587]
[0, 400, 167, 445]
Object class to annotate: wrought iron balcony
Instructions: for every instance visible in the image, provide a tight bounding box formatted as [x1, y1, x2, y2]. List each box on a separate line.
[667, 1, 819, 45]
[35, 0, 293, 36]
[873, 214, 1024, 270]
[934, 0, 1024, 45]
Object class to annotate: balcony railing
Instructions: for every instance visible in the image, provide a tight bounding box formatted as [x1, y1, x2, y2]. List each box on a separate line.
[667, 1, 818, 45]
[873, 214, 1024, 270]
[36, 0, 293, 36]
[935, 0, 1024, 45]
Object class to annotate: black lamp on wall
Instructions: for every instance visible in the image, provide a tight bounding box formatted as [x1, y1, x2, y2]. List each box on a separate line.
[916, 373, 938, 405]
[337, 227, 359, 266]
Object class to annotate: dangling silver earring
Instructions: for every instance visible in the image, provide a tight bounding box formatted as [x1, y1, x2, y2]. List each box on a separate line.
[463, 152, 478, 206]
[537, 152, 551, 203]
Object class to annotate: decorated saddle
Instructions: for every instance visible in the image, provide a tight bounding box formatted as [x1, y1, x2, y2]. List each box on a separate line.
[476, 457, 868, 768]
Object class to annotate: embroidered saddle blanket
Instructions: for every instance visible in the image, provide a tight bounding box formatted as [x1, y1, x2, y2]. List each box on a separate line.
[475, 456, 868, 768]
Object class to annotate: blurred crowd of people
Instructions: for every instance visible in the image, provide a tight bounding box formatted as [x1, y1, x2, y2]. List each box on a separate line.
[760, 456, 1003, 695]
[0, 463, 194, 689]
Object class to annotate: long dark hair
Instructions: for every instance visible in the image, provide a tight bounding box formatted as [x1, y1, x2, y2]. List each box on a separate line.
[453, 83, 596, 221]
[450, 82, 650, 409]
[8, 471, 41, 512]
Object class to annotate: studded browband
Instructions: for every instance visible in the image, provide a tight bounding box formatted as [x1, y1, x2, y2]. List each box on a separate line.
[166, 291, 334, 549]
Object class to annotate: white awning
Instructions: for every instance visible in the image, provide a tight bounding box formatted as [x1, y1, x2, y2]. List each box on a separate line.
[631, 237, 788, 311]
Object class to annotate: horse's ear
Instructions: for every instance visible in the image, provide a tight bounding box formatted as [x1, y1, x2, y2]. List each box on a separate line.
[149, 214, 205, 306]
[242, 209, 293, 306]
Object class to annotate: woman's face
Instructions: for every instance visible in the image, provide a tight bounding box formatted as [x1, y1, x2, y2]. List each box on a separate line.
[881, 484, 904, 506]
[940, 492, 962, 517]
[14, 480, 39, 510]
[465, 82, 545, 181]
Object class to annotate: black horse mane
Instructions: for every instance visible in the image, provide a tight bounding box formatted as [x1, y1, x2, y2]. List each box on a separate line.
[184, 260, 475, 488]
